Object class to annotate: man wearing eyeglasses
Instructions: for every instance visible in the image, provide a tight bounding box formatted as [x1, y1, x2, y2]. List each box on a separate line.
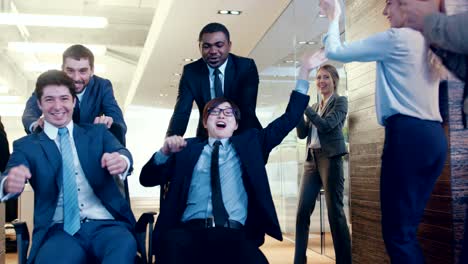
[140, 51, 326, 264]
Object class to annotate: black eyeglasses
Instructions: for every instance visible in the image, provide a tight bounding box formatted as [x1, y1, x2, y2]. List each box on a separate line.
[208, 107, 235, 117]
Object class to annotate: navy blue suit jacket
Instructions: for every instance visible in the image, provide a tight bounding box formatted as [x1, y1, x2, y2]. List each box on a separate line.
[22, 75, 127, 144]
[166, 54, 262, 138]
[141, 91, 309, 254]
[2, 124, 135, 263]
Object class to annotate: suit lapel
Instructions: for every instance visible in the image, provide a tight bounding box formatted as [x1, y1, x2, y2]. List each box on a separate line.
[38, 132, 61, 186]
[321, 94, 336, 117]
[73, 125, 91, 180]
[223, 55, 235, 98]
[197, 60, 212, 103]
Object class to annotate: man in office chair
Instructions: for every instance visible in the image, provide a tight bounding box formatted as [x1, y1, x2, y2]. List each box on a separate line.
[1, 70, 136, 264]
[140, 51, 327, 264]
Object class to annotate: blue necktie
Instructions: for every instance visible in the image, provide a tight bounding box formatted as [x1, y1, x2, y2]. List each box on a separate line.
[58, 127, 80, 236]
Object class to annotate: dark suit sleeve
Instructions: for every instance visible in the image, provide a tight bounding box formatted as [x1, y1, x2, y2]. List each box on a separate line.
[139, 153, 174, 187]
[1, 139, 29, 199]
[238, 59, 260, 129]
[424, 12, 468, 54]
[166, 67, 194, 137]
[100, 80, 127, 135]
[101, 126, 133, 172]
[0, 119, 10, 172]
[304, 97, 348, 134]
[295, 115, 309, 140]
[22, 93, 42, 134]
[259, 91, 309, 156]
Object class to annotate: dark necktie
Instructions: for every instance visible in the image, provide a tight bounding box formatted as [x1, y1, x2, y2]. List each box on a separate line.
[72, 97, 80, 123]
[211, 140, 229, 226]
[213, 68, 223, 98]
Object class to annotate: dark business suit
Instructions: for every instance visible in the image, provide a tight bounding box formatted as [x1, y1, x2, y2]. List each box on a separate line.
[2, 124, 136, 263]
[22, 75, 127, 145]
[141, 91, 309, 263]
[166, 54, 262, 138]
[0, 117, 9, 172]
[294, 94, 351, 264]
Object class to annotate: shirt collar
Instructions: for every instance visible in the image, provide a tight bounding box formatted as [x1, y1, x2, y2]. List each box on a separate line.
[43, 120, 74, 141]
[208, 137, 230, 148]
[207, 57, 229, 76]
[76, 87, 87, 102]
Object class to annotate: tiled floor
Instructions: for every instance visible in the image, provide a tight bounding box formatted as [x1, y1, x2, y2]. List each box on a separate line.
[5, 236, 334, 264]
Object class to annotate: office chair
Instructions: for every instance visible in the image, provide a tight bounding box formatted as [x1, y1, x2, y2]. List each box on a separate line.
[12, 180, 158, 264]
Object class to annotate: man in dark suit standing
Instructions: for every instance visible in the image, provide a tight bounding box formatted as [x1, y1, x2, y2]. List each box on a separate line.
[1, 70, 136, 264]
[0, 116, 9, 172]
[140, 52, 326, 264]
[166, 22, 262, 138]
[22, 44, 127, 145]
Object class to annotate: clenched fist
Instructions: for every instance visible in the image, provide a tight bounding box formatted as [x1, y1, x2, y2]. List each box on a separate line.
[4, 165, 31, 194]
[101, 152, 127, 175]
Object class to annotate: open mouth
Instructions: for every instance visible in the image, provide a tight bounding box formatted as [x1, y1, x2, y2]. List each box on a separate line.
[216, 121, 226, 128]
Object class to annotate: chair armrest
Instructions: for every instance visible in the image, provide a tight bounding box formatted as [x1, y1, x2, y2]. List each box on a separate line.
[12, 220, 30, 264]
[135, 212, 157, 264]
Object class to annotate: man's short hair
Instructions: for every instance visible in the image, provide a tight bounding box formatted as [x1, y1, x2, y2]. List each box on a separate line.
[198, 22, 230, 42]
[35, 70, 76, 100]
[62, 44, 95, 69]
[202, 97, 241, 125]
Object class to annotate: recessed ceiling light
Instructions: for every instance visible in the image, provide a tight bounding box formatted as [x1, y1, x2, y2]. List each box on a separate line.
[173, 73, 181, 76]
[318, 14, 327, 18]
[217, 10, 242, 15]
[183, 58, 195, 62]
[0, 13, 108, 28]
[298, 41, 316, 45]
[283, 60, 298, 64]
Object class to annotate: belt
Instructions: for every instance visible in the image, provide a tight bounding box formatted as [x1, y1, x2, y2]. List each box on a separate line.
[80, 218, 109, 224]
[183, 218, 244, 230]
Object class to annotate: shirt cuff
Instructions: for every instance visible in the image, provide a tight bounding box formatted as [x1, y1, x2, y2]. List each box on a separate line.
[0, 177, 17, 202]
[29, 121, 38, 133]
[154, 150, 170, 165]
[295, 79, 310, 95]
[118, 155, 131, 181]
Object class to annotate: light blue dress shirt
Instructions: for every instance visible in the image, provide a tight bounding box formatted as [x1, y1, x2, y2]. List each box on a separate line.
[323, 18, 442, 125]
[154, 80, 310, 224]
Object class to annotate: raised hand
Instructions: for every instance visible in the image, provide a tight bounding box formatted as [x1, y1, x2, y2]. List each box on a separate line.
[298, 49, 328, 80]
[4, 165, 31, 194]
[400, 0, 439, 32]
[162, 135, 187, 155]
[319, 0, 341, 21]
[101, 152, 128, 175]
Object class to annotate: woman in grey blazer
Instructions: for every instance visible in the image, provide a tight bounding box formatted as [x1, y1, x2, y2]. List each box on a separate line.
[294, 64, 351, 264]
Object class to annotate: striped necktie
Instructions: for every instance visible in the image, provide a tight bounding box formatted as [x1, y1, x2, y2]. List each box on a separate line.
[58, 127, 81, 236]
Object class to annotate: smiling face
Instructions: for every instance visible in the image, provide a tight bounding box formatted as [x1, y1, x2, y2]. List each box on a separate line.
[316, 68, 335, 98]
[203, 102, 239, 139]
[199, 31, 232, 68]
[38, 84, 76, 128]
[383, 0, 406, 28]
[62, 57, 93, 94]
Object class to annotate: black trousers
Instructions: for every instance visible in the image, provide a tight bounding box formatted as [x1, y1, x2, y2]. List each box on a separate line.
[157, 225, 268, 264]
[381, 114, 447, 264]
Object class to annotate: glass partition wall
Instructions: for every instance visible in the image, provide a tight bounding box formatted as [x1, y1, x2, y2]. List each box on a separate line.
[250, 0, 350, 260]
